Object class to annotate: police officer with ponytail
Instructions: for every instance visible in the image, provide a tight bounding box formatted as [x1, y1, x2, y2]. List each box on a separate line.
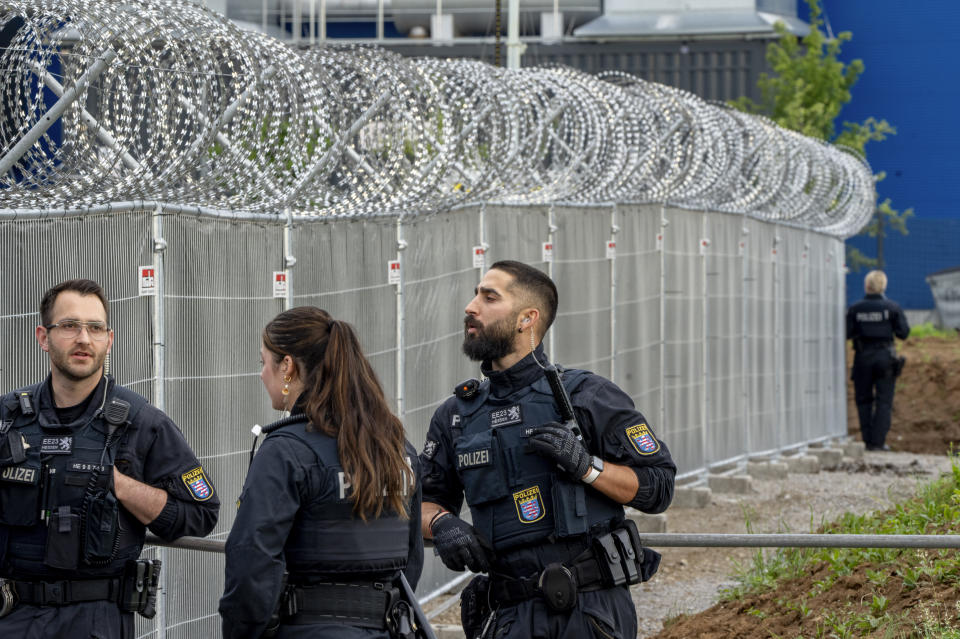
[0, 279, 220, 638]
[219, 307, 424, 639]
[847, 270, 910, 451]
[420, 261, 676, 639]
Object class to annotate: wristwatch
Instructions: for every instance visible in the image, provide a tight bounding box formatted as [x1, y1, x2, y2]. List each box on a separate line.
[582, 456, 604, 485]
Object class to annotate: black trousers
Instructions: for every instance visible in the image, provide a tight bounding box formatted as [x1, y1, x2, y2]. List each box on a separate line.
[0, 601, 134, 639]
[852, 347, 897, 449]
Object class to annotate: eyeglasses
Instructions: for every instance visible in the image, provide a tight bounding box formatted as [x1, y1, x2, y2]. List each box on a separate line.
[44, 320, 111, 341]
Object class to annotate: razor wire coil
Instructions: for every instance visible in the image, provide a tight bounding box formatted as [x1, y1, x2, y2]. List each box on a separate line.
[0, 0, 875, 236]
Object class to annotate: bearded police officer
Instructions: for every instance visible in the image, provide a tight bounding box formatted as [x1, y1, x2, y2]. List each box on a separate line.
[0, 279, 220, 638]
[419, 261, 676, 639]
[847, 270, 910, 451]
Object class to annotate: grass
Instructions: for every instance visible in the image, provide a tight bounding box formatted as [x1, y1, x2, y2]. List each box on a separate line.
[909, 322, 959, 339]
[719, 455, 960, 637]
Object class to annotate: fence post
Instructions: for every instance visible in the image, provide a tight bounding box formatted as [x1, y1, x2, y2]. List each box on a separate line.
[283, 208, 295, 310]
[773, 228, 784, 451]
[547, 204, 557, 361]
[700, 214, 709, 467]
[609, 205, 619, 382]
[150, 203, 168, 639]
[741, 220, 751, 456]
[658, 206, 667, 439]
[395, 217, 407, 419]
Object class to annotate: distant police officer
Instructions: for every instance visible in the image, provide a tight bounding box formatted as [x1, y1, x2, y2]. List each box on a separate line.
[420, 261, 676, 639]
[847, 270, 910, 451]
[0, 279, 220, 638]
[219, 307, 424, 639]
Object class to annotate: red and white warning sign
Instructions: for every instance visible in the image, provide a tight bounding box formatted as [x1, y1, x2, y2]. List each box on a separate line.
[388, 260, 401, 285]
[472, 246, 486, 269]
[542, 242, 554, 263]
[605, 240, 616, 260]
[138, 266, 156, 296]
[273, 271, 289, 298]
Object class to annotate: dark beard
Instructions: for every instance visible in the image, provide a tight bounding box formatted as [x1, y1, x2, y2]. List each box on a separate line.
[462, 316, 515, 362]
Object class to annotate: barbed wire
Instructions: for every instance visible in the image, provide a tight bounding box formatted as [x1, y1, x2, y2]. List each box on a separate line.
[0, 0, 875, 236]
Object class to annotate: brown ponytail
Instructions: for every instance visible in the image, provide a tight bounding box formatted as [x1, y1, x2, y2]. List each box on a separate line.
[263, 307, 411, 519]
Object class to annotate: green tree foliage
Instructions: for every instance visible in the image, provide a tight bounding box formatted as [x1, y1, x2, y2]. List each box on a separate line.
[731, 0, 911, 270]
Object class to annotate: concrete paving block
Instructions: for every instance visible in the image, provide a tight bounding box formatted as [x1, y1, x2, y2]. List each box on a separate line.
[671, 485, 712, 509]
[746, 461, 789, 480]
[785, 454, 820, 474]
[808, 447, 844, 470]
[625, 510, 668, 533]
[842, 441, 865, 459]
[435, 625, 466, 639]
[707, 474, 753, 494]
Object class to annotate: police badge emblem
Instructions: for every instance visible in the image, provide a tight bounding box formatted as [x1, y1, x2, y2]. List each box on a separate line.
[513, 486, 545, 524]
[181, 466, 214, 501]
[625, 423, 660, 455]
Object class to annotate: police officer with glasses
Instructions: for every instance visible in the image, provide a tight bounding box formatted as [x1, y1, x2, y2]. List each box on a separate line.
[0, 279, 220, 639]
[420, 261, 676, 639]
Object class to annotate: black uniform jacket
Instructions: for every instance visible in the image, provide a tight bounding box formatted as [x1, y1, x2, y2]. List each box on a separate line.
[846, 293, 910, 348]
[219, 412, 424, 639]
[420, 346, 676, 540]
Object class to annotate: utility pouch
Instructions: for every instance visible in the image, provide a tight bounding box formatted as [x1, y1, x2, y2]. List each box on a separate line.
[537, 563, 577, 613]
[592, 532, 627, 587]
[615, 519, 660, 583]
[82, 488, 119, 564]
[893, 355, 906, 378]
[0, 577, 17, 618]
[0, 428, 26, 467]
[43, 505, 81, 570]
[460, 575, 491, 639]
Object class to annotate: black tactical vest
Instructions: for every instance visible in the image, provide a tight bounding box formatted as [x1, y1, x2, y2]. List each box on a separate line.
[264, 416, 410, 578]
[0, 379, 147, 579]
[452, 369, 623, 552]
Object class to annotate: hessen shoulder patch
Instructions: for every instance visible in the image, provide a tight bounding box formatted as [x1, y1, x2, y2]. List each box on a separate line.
[626, 423, 660, 455]
[513, 486, 546, 524]
[181, 466, 214, 501]
[422, 439, 439, 460]
[490, 405, 522, 428]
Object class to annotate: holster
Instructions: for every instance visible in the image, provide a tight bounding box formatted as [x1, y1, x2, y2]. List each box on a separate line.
[460, 575, 491, 639]
[119, 558, 162, 618]
[893, 355, 906, 378]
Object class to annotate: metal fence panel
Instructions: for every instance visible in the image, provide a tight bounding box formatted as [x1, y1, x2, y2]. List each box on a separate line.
[0, 204, 848, 633]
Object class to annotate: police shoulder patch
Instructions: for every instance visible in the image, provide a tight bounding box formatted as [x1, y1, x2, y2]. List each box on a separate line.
[625, 423, 660, 455]
[513, 486, 546, 524]
[181, 466, 213, 501]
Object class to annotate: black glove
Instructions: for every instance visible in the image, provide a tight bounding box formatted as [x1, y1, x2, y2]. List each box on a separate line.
[431, 513, 493, 573]
[527, 422, 592, 480]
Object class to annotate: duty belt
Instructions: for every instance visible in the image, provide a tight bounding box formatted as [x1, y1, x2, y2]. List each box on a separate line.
[283, 581, 394, 629]
[10, 577, 123, 606]
[488, 521, 652, 613]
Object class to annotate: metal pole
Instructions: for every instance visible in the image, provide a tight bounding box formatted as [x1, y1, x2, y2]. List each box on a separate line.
[377, 0, 385, 41]
[609, 205, 618, 382]
[283, 208, 295, 310]
[659, 206, 667, 438]
[320, 0, 326, 41]
[293, 0, 302, 43]
[701, 215, 709, 468]
[0, 49, 117, 177]
[309, 0, 316, 44]
[773, 229, 784, 451]
[547, 205, 557, 361]
[507, 0, 523, 69]
[741, 222, 751, 456]
[150, 203, 167, 639]
[262, 0, 268, 33]
[396, 218, 407, 418]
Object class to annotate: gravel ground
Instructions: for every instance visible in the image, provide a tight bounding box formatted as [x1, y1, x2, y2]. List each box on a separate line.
[634, 449, 954, 638]
[424, 449, 955, 638]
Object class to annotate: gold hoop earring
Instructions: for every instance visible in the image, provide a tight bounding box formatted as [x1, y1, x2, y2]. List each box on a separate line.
[282, 374, 291, 396]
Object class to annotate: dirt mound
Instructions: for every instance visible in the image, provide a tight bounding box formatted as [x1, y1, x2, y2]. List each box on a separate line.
[848, 336, 960, 455]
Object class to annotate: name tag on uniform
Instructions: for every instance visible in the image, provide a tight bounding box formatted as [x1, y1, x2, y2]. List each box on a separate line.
[457, 448, 491, 469]
[1, 465, 38, 485]
[41, 436, 73, 455]
[69, 462, 106, 473]
[490, 405, 522, 428]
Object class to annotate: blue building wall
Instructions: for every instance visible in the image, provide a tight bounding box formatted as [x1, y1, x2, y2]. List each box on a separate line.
[811, 1, 960, 307]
